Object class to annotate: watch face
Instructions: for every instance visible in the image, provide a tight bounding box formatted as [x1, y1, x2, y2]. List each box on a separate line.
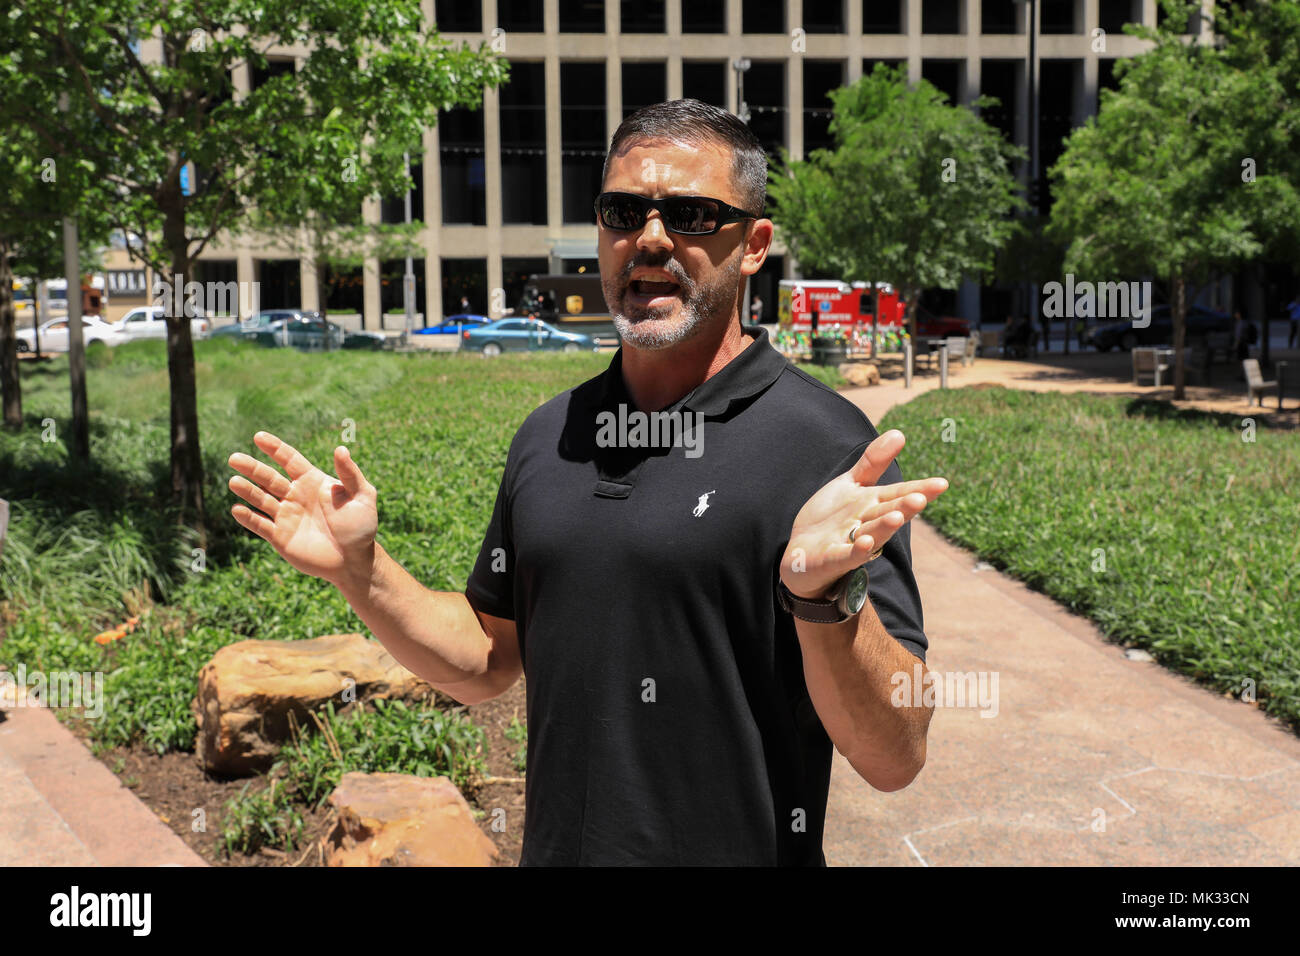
[843, 568, 869, 614]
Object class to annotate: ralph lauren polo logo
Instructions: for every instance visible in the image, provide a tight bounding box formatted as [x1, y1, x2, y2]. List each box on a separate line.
[692, 490, 716, 517]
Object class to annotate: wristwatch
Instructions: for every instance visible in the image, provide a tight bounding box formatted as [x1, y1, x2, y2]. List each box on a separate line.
[777, 566, 870, 624]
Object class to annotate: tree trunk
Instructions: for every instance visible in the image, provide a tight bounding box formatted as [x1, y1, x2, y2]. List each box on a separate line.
[63, 218, 90, 463]
[904, 287, 920, 343]
[162, 200, 207, 544]
[0, 239, 19, 429]
[0, 240, 20, 429]
[1171, 271, 1187, 401]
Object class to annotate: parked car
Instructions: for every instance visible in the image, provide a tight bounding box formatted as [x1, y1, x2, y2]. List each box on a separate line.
[251, 311, 345, 351]
[210, 309, 300, 342]
[460, 318, 597, 355]
[341, 329, 389, 350]
[112, 306, 210, 342]
[1086, 305, 1231, 351]
[15, 316, 127, 353]
[412, 313, 493, 335]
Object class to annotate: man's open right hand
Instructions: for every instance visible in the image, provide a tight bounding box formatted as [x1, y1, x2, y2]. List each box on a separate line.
[228, 431, 378, 593]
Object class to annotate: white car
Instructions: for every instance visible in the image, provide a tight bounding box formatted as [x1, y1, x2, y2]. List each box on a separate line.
[16, 316, 129, 353]
[113, 306, 211, 341]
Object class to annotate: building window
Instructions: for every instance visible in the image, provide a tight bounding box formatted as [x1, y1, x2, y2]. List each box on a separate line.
[862, 58, 905, 78]
[979, 59, 1019, 145]
[803, 0, 843, 33]
[683, 0, 726, 33]
[803, 60, 844, 154]
[379, 259, 426, 321]
[323, 265, 364, 316]
[381, 158, 425, 225]
[1098, 0, 1138, 35]
[441, 106, 486, 225]
[499, 0, 545, 31]
[257, 260, 302, 310]
[435, 0, 482, 32]
[981, 0, 1019, 34]
[561, 62, 606, 223]
[621, 0, 664, 33]
[1041, 0, 1076, 34]
[250, 57, 294, 91]
[921, 0, 962, 35]
[560, 0, 605, 31]
[622, 62, 667, 118]
[744, 60, 785, 170]
[863, 0, 903, 33]
[921, 59, 962, 105]
[442, 258, 489, 316]
[501, 62, 548, 224]
[683, 61, 728, 109]
[742, 0, 783, 33]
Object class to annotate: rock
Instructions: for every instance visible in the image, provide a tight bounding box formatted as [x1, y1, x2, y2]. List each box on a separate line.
[1124, 648, 1156, 663]
[323, 772, 498, 867]
[192, 633, 433, 775]
[838, 362, 881, 387]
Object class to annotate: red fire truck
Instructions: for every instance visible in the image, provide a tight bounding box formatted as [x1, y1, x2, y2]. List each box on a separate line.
[777, 278, 970, 337]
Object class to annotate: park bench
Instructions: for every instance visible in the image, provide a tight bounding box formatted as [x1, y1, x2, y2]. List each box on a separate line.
[978, 329, 1000, 357]
[1243, 358, 1278, 406]
[1132, 346, 1171, 386]
[945, 335, 972, 368]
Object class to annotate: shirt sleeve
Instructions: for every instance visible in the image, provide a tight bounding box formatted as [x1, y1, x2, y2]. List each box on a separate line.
[465, 457, 515, 621]
[823, 439, 929, 663]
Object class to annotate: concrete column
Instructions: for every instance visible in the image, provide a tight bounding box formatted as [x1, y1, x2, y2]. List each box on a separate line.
[667, 0, 683, 99]
[846, 0, 863, 84]
[423, 122, 442, 326]
[361, 195, 381, 330]
[484, 78, 504, 317]
[544, 0, 563, 235]
[906, 0, 922, 83]
[299, 258, 318, 311]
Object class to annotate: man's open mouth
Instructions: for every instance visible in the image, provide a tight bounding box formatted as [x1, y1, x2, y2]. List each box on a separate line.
[629, 279, 680, 297]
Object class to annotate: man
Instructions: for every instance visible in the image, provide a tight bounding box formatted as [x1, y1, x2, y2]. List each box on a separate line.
[750, 293, 764, 324]
[227, 99, 947, 866]
[458, 294, 472, 314]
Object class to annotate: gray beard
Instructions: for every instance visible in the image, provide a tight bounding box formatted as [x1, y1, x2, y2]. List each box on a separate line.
[609, 255, 741, 351]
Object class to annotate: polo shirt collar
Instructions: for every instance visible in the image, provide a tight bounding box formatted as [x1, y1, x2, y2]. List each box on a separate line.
[597, 325, 786, 417]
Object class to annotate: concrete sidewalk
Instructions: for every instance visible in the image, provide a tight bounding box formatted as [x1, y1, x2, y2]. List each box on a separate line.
[0, 697, 206, 867]
[823, 376, 1300, 865]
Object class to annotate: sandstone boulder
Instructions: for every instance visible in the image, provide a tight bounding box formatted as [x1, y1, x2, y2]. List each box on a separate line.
[192, 633, 433, 775]
[838, 362, 881, 387]
[323, 771, 498, 867]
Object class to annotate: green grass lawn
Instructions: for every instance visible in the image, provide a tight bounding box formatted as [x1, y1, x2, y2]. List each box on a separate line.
[881, 385, 1300, 730]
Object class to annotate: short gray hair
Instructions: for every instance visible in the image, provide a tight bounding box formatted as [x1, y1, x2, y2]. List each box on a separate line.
[601, 98, 767, 216]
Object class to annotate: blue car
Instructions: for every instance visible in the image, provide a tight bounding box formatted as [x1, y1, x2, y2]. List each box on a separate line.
[412, 313, 493, 335]
[460, 318, 597, 355]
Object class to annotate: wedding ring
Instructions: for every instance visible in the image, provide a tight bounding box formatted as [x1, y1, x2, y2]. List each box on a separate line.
[848, 522, 861, 543]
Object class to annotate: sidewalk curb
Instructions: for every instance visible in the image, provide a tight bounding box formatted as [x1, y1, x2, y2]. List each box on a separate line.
[0, 703, 207, 867]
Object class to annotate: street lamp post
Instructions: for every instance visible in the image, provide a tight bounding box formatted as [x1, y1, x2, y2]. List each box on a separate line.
[402, 150, 416, 347]
[732, 57, 751, 123]
[1013, 0, 1040, 349]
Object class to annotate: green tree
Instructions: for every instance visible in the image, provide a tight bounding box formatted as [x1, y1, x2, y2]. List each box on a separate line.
[1047, 0, 1294, 399]
[0, 1, 507, 537]
[0, 122, 114, 436]
[768, 64, 1026, 350]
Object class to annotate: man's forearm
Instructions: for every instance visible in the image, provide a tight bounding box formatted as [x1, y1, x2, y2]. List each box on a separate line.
[794, 600, 933, 791]
[335, 541, 498, 699]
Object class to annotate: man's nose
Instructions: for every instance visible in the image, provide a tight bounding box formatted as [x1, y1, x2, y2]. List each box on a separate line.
[636, 212, 674, 252]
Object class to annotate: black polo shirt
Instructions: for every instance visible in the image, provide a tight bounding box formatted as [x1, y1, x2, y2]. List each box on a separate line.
[466, 326, 928, 866]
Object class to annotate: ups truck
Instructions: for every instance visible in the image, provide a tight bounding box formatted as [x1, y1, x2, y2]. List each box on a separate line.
[518, 273, 620, 347]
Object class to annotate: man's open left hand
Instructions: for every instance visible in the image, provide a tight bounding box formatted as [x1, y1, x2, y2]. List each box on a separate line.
[780, 429, 948, 600]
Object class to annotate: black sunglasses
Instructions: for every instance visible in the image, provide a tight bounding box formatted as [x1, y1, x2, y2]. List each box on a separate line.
[594, 191, 761, 236]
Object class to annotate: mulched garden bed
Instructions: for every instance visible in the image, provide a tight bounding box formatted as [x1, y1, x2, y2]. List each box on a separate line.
[62, 679, 528, 867]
